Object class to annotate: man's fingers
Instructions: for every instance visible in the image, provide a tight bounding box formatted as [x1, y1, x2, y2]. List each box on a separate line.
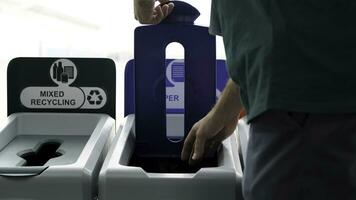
[160, 2, 174, 17]
[154, 5, 164, 20]
[150, 5, 165, 24]
[181, 128, 196, 161]
[191, 133, 207, 162]
[161, 4, 169, 16]
[163, 3, 174, 16]
[166, 3, 174, 15]
[135, 0, 174, 24]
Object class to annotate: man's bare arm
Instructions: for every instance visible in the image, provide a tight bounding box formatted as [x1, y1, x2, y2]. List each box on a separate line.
[181, 79, 243, 164]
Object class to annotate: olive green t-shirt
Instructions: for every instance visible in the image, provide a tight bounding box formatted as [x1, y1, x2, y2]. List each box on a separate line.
[210, 0, 356, 121]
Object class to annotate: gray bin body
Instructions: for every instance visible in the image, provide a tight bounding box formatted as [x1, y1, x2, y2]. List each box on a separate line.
[99, 114, 243, 200]
[0, 113, 115, 200]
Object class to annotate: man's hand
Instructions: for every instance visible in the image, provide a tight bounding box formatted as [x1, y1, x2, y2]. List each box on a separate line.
[134, 0, 174, 24]
[181, 79, 243, 165]
[181, 112, 238, 165]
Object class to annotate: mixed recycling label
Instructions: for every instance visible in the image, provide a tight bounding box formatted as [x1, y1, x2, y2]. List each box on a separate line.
[20, 59, 107, 109]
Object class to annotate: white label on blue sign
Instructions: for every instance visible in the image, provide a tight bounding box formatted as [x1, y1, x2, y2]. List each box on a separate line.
[166, 59, 185, 140]
[166, 59, 184, 113]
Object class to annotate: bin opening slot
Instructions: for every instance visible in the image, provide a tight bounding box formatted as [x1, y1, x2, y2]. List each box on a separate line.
[19, 141, 63, 166]
[129, 151, 218, 173]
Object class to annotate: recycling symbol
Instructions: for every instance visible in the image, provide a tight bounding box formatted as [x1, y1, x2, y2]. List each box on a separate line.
[87, 90, 104, 105]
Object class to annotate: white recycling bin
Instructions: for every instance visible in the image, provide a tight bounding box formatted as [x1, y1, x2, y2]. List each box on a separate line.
[99, 114, 243, 200]
[1, 57, 117, 200]
[0, 113, 115, 200]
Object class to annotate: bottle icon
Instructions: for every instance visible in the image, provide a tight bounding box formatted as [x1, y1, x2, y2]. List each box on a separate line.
[61, 73, 68, 83]
[56, 62, 63, 82]
[50, 59, 77, 85]
[53, 63, 58, 79]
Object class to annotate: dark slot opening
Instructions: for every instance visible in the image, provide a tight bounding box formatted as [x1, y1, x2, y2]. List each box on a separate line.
[20, 141, 63, 166]
[129, 151, 218, 173]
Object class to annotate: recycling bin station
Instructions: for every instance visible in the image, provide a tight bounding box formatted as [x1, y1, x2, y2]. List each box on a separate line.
[99, 2, 243, 199]
[0, 57, 116, 200]
[99, 114, 243, 200]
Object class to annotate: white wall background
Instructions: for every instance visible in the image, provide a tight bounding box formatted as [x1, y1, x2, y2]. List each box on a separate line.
[0, 0, 226, 124]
